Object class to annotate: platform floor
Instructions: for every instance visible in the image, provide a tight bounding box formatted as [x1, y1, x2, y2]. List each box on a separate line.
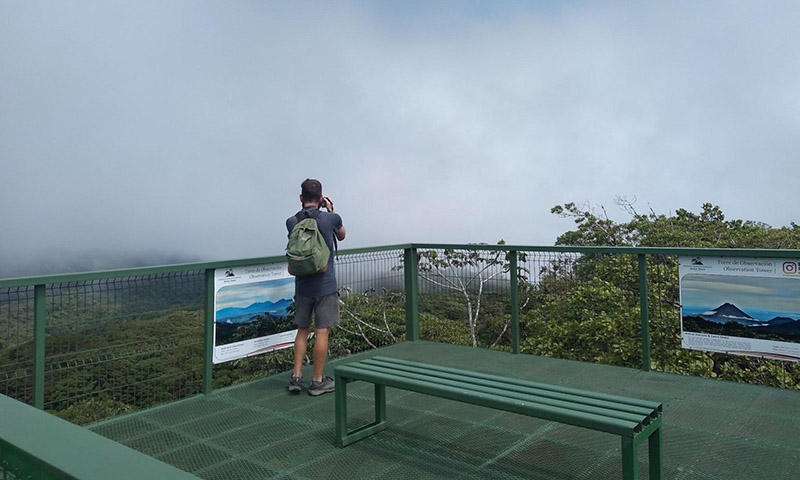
[89, 341, 800, 479]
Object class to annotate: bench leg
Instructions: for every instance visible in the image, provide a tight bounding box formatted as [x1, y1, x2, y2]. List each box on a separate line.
[648, 426, 663, 480]
[335, 377, 389, 448]
[621, 436, 638, 480]
[375, 383, 386, 424]
[334, 373, 348, 447]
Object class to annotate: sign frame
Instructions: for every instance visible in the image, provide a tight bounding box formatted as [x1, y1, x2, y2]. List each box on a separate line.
[679, 256, 800, 362]
[212, 263, 296, 364]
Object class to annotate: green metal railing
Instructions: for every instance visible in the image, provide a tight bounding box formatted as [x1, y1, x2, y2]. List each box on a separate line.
[0, 392, 200, 479]
[3, 242, 800, 477]
[3, 243, 800, 418]
[405, 244, 800, 373]
[0, 244, 800, 411]
[0, 246, 409, 418]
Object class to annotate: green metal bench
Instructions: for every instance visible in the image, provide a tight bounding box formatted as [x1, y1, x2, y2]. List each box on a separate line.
[334, 356, 663, 480]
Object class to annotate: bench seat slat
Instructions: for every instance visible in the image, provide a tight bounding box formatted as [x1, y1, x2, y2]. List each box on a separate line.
[371, 356, 662, 413]
[353, 362, 650, 426]
[360, 359, 656, 420]
[336, 364, 642, 437]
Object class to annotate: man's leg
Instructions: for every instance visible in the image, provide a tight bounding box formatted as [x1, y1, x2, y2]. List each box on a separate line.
[293, 326, 311, 378]
[308, 293, 339, 396]
[312, 327, 329, 382]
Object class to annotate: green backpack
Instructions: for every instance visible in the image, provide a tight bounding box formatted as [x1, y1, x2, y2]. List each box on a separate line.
[286, 210, 330, 276]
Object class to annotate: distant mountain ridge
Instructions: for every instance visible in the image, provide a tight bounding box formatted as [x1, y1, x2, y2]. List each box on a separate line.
[696, 302, 800, 329]
[701, 302, 754, 321]
[216, 298, 293, 322]
[765, 316, 798, 326]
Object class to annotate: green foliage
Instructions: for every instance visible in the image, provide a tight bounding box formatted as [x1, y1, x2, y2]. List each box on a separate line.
[52, 397, 133, 424]
[547, 201, 800, 389]
[0, 308, 204, 424]
[334, 288, 406, 354]
[419, 312, 472, 345]
[553, 201, 800, 249]
[522, 277, 640, 366]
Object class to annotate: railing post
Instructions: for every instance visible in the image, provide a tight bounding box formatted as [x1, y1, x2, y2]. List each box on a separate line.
[638, 254, 650, 372]
[404, 248, 419, 341]
[510, 251, 520, 354]
[33, 284, 46, 409]
[203, 269, 214, 394]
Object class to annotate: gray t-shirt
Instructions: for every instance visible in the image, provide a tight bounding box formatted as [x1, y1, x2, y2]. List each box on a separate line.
[286, 206, 343, 297]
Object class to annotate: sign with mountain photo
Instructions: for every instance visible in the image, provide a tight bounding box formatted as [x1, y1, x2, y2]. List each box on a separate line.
[213, 263, 295, 364]
[679, 256, 800, 361]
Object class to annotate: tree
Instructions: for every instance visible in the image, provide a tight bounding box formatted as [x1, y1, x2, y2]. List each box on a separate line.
[336, 287, 404, 351]
[415, 242, 528, 348]
[542, 201, 800, 388]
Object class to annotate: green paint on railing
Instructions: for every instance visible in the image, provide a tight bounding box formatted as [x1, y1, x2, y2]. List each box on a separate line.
[404, 248, 420, 341]
[33, 284, 45, 410]
[639, 254, 650, 372]
[510, 253, 519, 354]
[408, 243, 800, 258]
[0, 244, 413, 288]
[0, 393, 200, 479]
[203, 269, 214, 394]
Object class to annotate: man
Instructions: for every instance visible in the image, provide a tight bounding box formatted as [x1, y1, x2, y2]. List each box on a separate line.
[286, 178, 346, 396]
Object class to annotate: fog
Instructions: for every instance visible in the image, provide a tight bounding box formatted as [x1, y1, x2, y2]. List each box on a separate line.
[2, 1, 799, 278]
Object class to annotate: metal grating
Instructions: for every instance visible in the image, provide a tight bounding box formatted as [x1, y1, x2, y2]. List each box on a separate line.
[89, 341, 800, 479]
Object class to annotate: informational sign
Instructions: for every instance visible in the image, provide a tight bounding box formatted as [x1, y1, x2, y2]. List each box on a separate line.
[679, 256, 800, 361]
[213, 263, 296, 364]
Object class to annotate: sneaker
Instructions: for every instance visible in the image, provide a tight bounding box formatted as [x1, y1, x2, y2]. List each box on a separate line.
[308, 376, 335, 396]
[288, 375, 303, 394]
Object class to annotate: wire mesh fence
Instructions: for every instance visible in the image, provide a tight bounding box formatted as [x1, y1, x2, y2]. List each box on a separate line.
[411, 247, 800, 391]
[334, 249, 406, 354]
[518, 251, 644, 368]
[415, 247, 513, 350]
[0, 286, 34, 404]
[42, 272, 205, 423]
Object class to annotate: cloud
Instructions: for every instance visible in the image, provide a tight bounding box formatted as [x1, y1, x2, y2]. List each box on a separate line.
[1, 1, 799, 277]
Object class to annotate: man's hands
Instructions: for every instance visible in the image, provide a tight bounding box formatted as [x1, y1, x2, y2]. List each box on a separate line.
[320, 196, 345, 240]
[320, 196, 334, 212]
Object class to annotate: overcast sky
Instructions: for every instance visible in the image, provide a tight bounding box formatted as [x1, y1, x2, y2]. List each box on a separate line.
[2, 1, 799, 277]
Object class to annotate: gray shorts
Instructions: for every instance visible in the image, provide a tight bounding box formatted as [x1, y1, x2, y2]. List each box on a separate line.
[294, 292, 340, 329]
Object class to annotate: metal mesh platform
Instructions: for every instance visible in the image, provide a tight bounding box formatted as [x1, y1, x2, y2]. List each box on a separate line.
[88, 341, 800, 479]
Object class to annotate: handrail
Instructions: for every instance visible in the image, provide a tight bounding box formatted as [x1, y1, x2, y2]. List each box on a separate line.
[409, 243, 800, 257]
[0, 393, 200, 479]
[0, 244, 412, 288]
[4, 243, 799, 288]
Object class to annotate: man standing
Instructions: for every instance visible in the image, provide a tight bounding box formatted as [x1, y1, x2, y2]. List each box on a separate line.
[286, 178, 346, 396]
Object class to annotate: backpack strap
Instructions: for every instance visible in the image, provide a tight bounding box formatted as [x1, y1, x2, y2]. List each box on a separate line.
[295, 209, 321, 222]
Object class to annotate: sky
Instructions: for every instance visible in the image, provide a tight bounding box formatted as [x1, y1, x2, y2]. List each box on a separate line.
[682, 274, 800, 318]
[2, 1, 799, 278]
